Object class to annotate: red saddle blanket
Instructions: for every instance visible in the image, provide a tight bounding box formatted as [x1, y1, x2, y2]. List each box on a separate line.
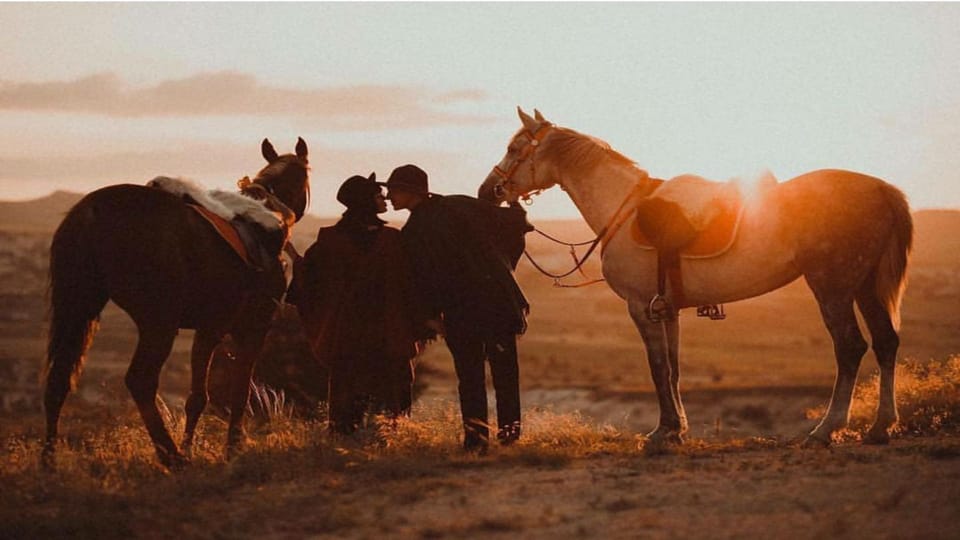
[630, 197, 744, 259]
[189, 204, 252, 266]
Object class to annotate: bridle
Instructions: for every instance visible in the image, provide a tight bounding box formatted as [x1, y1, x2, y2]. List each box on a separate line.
[490, 123, 554, 204]
[237, 169, 304, 264]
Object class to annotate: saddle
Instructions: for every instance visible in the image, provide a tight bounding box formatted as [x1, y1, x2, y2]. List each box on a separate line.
[630, 174, 770, 320]
[187, 204, 284, 270]
[147, 176, 287, 271]
[631, 177, 744, 259]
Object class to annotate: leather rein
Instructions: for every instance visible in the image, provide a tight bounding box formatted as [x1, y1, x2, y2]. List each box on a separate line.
[518, 184, 650, 287]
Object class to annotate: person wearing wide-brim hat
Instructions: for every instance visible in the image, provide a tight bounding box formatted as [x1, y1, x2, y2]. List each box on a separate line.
[377, 163, 432, 210]
[384, 164, 533, 452]
[287, 172, 432, 435]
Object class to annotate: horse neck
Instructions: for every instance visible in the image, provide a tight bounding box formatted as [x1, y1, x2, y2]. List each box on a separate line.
[556, 160, 648, 236]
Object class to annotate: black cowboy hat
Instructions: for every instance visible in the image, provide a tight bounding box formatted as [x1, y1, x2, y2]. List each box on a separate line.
[336, 172, 382, 209]
[380, 164, 430, 195]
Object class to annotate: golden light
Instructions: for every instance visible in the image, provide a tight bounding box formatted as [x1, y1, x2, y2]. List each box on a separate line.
[734, 169, 778, 211]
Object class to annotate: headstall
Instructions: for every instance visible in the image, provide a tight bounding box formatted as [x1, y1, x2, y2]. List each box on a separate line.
[490, 123, 554, 204]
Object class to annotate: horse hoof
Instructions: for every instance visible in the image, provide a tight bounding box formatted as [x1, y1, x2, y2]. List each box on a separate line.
[863, 428, 891, 445]
[163, 454, 190, 471]
[226, 446, 245, 461]
[641, 429, 684, 454]
[170, 455, 191, 471]
[226, 437, 252, 461]
[41, 448, 56, 471]
[801, 434, 831, 449]
[157, 448, 190, 470]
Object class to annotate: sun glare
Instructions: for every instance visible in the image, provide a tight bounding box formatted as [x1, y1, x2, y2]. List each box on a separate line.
[733, 169, 778, 210]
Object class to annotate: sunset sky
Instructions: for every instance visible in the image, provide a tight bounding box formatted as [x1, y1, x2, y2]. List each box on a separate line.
[1, 2, 958, 220]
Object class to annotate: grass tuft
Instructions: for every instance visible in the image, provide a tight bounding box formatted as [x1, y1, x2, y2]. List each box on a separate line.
[806, 356, 960, 436]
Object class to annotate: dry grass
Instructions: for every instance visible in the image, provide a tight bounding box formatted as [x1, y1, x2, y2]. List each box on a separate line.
[0, 403, 637, 537]
[805, 355, 960, 440]
[4, 356, 958, 484]
[3, 357, 960, 539]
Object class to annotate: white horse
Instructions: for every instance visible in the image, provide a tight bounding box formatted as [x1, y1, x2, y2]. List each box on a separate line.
[479, 108, 912, 447]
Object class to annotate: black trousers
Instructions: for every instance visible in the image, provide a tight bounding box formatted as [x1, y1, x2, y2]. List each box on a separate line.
[444, 324, 521, 446]
[328, 355, 412, 435]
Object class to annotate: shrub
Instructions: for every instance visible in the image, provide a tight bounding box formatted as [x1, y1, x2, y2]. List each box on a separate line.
[806, 356, 960, 436]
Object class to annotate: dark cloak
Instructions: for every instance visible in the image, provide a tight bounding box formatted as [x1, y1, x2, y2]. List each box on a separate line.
[401, 195, 532, 336]
[286, 216, 426, 407]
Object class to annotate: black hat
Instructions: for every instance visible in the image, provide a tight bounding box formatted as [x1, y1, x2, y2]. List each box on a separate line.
[382, 164, 429, 195]
[336, 172, 381, 209]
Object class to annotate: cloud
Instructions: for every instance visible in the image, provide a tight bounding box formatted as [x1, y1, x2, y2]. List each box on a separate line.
[0, 139, 489, 216]
[0, 72, 493, 129]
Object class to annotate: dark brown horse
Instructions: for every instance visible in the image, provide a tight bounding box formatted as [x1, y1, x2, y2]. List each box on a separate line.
[44, 138, 310, 468]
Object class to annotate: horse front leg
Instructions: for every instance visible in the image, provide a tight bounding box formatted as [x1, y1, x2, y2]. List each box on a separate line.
[125, 325, 187, 469]
[182, 329, 222, 457]
[629, 300, 686, 447]
[665, 314, 688, 435]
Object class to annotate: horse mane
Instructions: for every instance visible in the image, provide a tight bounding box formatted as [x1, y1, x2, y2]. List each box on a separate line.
[542, 126, 640, 176]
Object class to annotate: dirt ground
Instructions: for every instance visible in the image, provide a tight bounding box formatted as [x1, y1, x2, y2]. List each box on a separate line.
[3, 397, 959, 540]
[2, 209, 960, 539]
[284, 437, 960, 540]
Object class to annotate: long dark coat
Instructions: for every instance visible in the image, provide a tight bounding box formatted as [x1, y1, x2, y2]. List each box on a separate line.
[287, 220, 425, 409]
[401, 195, 532, 335]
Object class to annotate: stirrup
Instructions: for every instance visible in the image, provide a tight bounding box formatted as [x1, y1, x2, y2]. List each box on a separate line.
[696, 304, 726, 320]
[647, 294, 674, 323]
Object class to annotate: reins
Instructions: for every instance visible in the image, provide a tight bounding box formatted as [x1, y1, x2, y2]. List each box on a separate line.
[522, 182, 653, 288]
[523, 229, 605, 287]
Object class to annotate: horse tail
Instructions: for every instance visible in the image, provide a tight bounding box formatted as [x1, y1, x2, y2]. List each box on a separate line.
[874, 183, 913, 330]
[45, 201, 108, 394]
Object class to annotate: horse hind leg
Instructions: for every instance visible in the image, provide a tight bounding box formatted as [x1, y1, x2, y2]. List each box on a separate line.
[182, 330, 222, 456]
[43, 299, 106, 467]
[856, 279, 900, 444]
[43, 214, 108, 467]
[125, 324, 186, 469]
[805, 293, 868, 446]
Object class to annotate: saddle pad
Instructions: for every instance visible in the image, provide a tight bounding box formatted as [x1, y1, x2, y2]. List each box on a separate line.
[631, 199, 744, 259]
[189, 204, 251, 266]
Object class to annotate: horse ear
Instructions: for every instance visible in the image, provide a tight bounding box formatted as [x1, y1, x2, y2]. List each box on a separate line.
[295, 137, 308, 162]
[262, 139, 279, 163]
[517, 107, 539, 132]
[534, 109, 546, 122]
